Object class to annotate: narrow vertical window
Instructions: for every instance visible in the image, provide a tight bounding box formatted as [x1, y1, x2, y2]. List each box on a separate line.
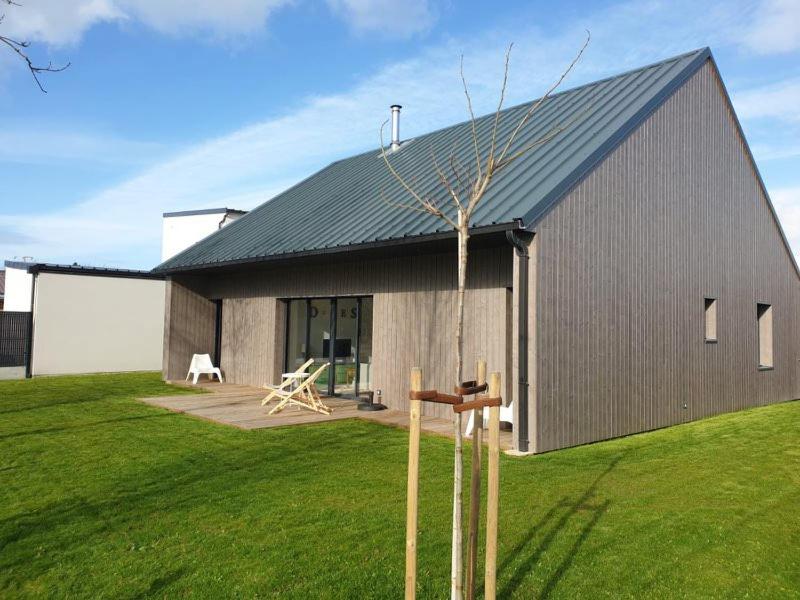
[704, 298, 717, 343]
[757, 303, 773, 369]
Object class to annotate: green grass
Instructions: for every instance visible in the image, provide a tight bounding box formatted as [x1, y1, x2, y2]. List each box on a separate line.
[1, 373, 799, 598]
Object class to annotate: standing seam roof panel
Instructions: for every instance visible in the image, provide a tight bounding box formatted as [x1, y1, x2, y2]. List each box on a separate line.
[156, 49, 708, 271]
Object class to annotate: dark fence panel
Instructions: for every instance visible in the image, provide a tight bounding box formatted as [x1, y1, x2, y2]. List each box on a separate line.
[0, 311, 31, 368]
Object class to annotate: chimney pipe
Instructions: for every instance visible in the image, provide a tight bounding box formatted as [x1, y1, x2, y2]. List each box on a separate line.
[390, 104, 401, 151]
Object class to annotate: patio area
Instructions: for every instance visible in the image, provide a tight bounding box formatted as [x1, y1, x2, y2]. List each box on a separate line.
[140, 380, 514, 450]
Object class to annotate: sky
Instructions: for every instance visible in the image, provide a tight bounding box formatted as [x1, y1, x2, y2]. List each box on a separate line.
[0, 0, 799, 269]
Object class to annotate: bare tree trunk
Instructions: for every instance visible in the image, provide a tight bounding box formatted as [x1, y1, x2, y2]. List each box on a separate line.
[451, 212, 469, 599]
[380, 35, 590, 599]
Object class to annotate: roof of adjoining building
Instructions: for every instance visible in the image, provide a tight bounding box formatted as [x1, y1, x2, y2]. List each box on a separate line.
[162, 208, 247, 218]
[3, 260, 164, 280]
[156, 47, 711, 273]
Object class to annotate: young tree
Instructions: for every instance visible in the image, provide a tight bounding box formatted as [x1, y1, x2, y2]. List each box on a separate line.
[0, 0, 70, 92]
[380, 33, 590, 599]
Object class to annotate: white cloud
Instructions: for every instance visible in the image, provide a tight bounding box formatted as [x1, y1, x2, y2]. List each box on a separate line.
[326, 0, 437, 38]
[117, 0, 293, 38]
[3, 0, 800, 268]
[733, 79, 800, 123]
[0, 0, 124, 46]
[770, 186, 800, 260]
[742, 0, 800, 54]
[0, 0, 438, 47]
[0, 127, 169, 166]
[0, 0, 292, 46]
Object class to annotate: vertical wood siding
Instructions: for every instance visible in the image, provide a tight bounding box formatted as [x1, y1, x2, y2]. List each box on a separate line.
[168, 246, 512, 420]
[163, 278, 217, 380]
[533, 61, 800, 452]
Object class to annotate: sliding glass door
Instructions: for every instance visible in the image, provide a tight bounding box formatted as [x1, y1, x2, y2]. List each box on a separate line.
[284, 297, 373, 398]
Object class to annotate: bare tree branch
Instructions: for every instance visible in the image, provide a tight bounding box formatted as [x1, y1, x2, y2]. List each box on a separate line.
[431, 148, 465, 213]
[379, 120, 460, 229]
[0, 0, 70, 92]
[487, 43, 513, 170]
[493, 30, 590, 168]
[460, 54, 482, 181]
[495, 98, 595, 171]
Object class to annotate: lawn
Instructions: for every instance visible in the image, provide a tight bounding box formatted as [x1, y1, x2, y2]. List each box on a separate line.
[1, 373, 798, 598]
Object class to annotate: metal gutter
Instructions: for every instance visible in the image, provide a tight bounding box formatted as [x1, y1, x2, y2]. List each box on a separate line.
[25, 271, 36, 379]
[506, 229, 531, 453]
[26, 264, 165, 280]
[155, 221, 522, 275]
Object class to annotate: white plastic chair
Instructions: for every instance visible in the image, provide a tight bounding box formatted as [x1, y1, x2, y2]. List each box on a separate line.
[185, 353, 223, 385]
[466, 401, 514, 437]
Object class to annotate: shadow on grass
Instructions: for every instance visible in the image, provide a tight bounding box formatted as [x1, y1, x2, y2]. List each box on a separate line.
[136, 567, 187, 598]
[0, 422, 401, 585]
[0, 413, 178, 440]
[497, 452, 623, 598]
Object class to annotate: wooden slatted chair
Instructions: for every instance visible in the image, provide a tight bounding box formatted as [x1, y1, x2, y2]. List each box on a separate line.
[261, 358, 315, 407]
[267, 362, 332, 415]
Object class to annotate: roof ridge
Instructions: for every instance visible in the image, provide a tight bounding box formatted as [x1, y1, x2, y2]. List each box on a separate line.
[377, 47, 710, 157]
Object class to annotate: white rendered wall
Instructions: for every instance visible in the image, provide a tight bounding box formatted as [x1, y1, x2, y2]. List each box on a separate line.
[31, 272, 165, 375]
[161, 212, 241, 261]
[4, 266, 33, 311]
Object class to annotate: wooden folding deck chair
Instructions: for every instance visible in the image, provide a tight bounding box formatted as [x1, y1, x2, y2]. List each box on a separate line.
[261, 358, 314, 407]
[266, 362, 332, 416]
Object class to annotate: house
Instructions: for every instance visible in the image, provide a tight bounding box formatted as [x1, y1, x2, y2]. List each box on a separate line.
[154, 47, 800, 454]
[0, 269, 4, 310]
[2, 261, 165, 377]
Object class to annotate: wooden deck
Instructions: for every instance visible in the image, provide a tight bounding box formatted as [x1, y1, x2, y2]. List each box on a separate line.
[140, 381, 514, 450]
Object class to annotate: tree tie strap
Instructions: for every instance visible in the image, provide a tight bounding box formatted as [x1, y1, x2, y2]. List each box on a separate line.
[455, 381, 488, 396]
[453, 396, 502, 414]
[409, 390, 464, 405]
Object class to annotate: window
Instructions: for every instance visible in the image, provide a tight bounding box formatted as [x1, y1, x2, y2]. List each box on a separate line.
[704, 298, 717, 342]
[757, 303, 773, 369]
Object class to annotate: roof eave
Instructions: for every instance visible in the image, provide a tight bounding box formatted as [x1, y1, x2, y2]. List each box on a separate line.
[155, 220, 523, 275]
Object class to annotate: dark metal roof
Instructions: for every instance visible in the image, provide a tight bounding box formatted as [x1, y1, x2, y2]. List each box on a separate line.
[163, 207, 247, 218]
[3, 260, 164, 280]
[156, 48, 710, 273]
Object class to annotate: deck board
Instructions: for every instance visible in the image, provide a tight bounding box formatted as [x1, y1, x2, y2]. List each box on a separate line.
[141, 381, 513, 450]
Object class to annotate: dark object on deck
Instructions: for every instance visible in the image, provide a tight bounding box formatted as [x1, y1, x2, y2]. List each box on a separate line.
[357, 390, 386, 411]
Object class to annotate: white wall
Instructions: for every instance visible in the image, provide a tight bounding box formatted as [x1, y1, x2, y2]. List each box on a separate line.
[4, 265, 33, 311]
[161, 211, 242, 261]
[32, 272, 165, 375]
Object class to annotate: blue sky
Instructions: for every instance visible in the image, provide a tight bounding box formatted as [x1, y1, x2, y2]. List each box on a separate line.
[1, 0, 799, 268]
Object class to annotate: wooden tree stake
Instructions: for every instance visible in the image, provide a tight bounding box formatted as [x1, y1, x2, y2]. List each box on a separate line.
[484, 372, 501, 600]
[405, 367, 423, 599]
[466, 359, 486, 600]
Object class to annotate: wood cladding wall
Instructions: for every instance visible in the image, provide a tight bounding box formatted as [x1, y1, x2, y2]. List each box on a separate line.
[532, 61, 800, 452]
[168, 246, 512, 420]
[163, 279, 217, 380]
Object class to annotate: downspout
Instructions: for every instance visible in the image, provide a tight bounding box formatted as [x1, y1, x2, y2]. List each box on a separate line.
[506, 230, 530, 453]
[25, 270, 37, 378]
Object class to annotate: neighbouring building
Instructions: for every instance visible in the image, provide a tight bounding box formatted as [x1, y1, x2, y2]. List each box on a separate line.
[161, 208, 246, 262]
[154, 48, 800, 453]
[0, 269, 4, 310]
[2, 261, 165, 377]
